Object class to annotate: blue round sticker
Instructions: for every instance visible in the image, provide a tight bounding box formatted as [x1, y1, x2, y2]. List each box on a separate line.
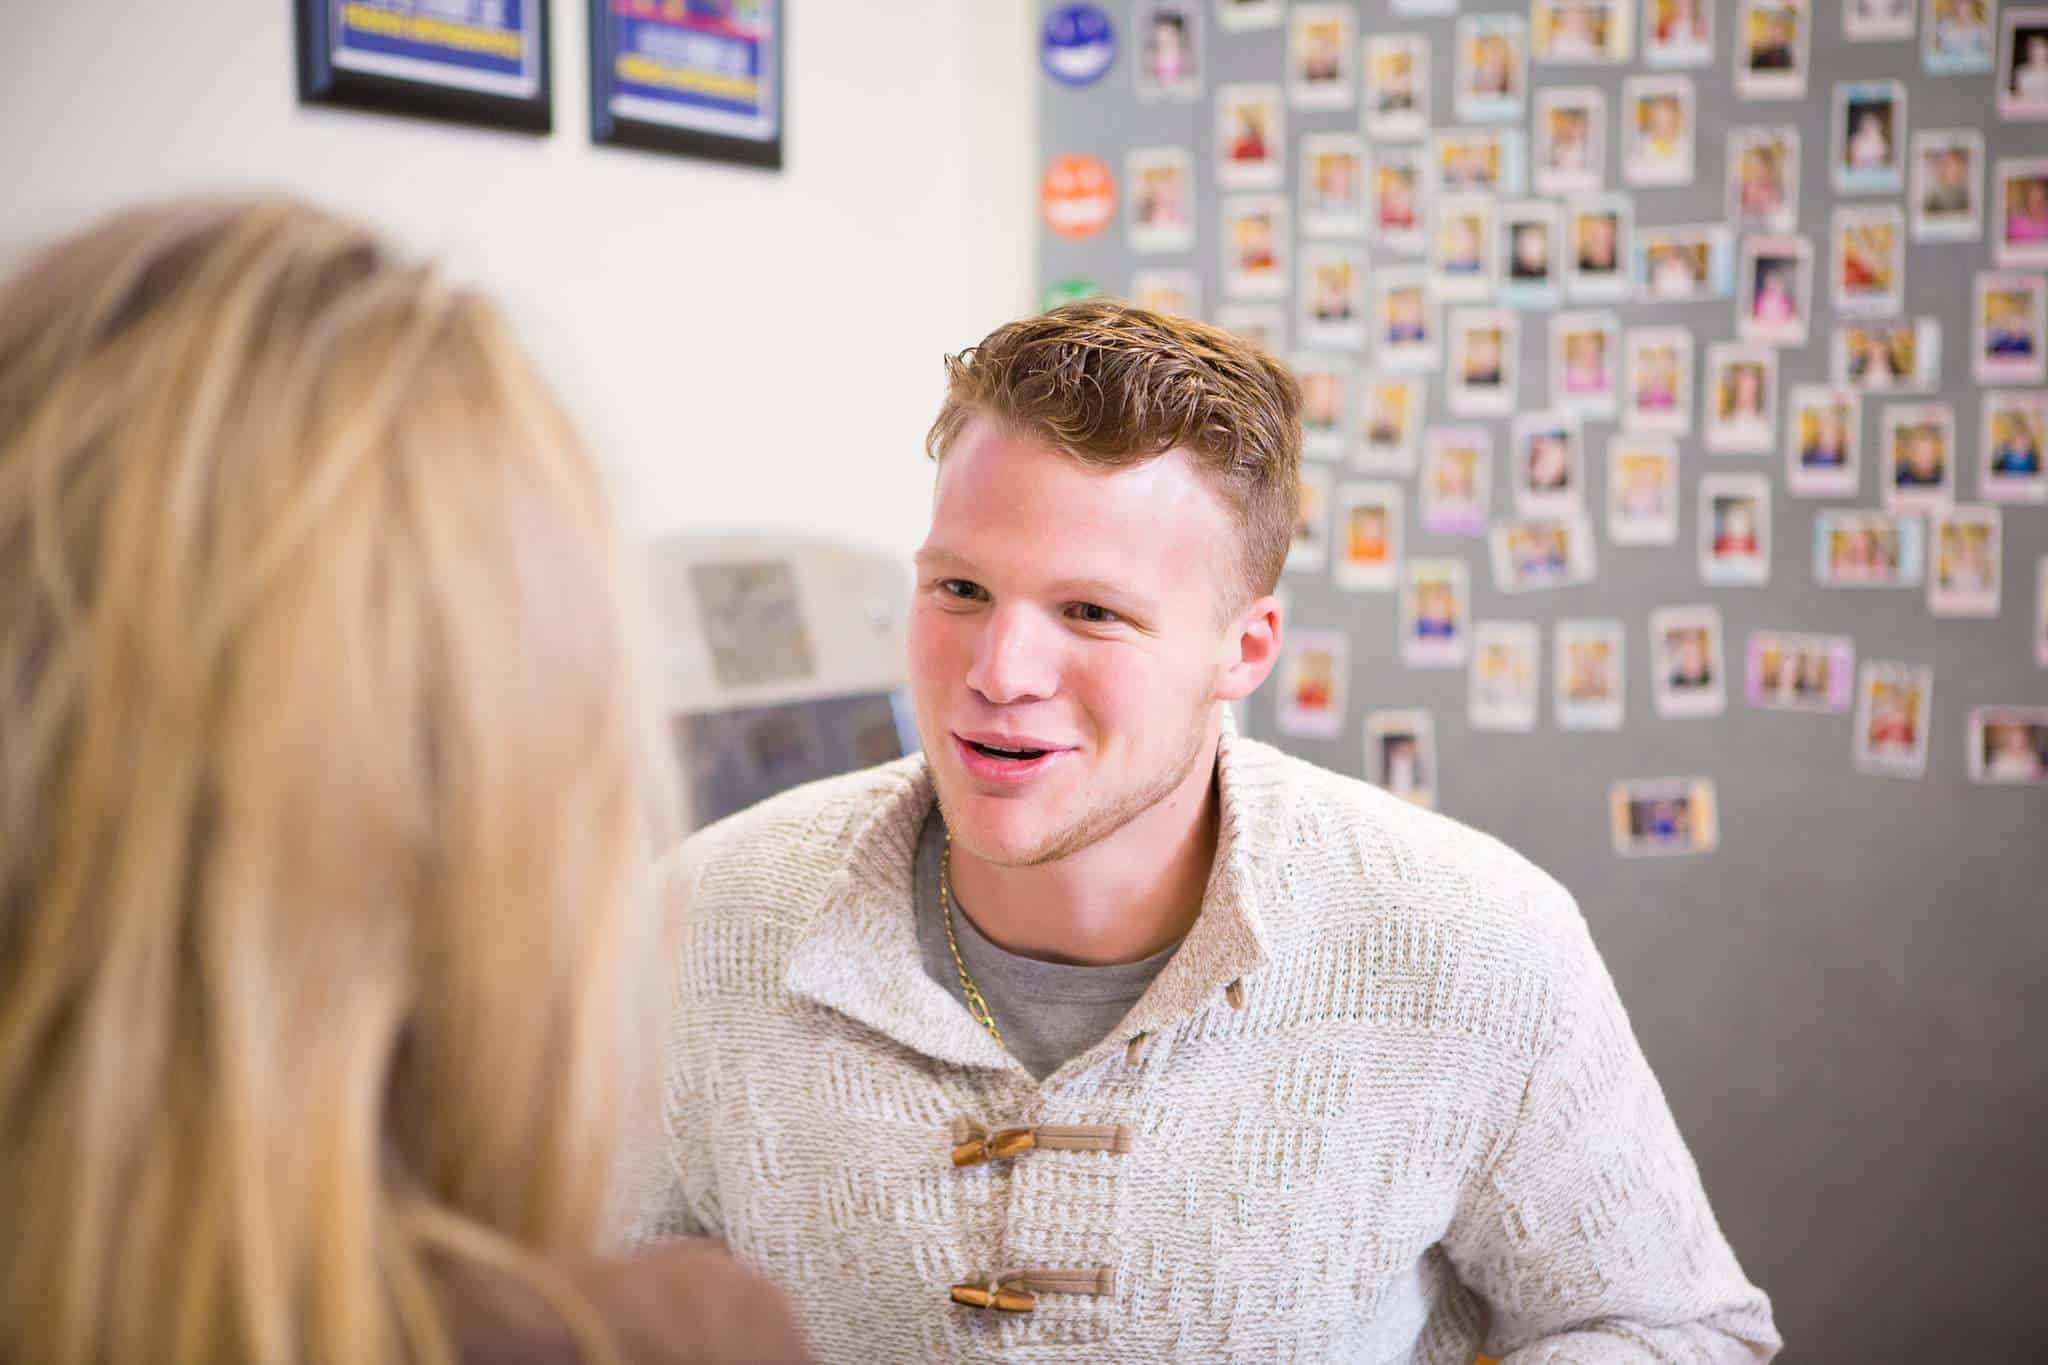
[1041, 4, 1116, 87]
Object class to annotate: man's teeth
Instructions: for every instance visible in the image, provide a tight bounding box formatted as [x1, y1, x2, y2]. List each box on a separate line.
[975, 742, 1046, 759]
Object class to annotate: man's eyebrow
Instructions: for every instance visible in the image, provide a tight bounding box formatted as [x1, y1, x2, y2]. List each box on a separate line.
[912, 547, 976, 572]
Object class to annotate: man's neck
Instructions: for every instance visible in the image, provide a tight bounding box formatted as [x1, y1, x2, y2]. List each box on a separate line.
[943, 727, 1224, 968]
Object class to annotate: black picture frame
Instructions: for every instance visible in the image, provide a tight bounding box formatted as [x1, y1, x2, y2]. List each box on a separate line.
[588, 0, 785, 170]
[296, 0, 553, 134]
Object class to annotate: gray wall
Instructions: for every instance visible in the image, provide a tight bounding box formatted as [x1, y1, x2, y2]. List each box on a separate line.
[1037, 2, 2048, 1359]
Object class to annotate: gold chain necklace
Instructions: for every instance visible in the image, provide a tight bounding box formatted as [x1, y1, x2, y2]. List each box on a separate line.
[940, 829, 1005, 1046]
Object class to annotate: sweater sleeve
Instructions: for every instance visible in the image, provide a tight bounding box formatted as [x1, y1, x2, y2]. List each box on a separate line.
[1441, 890, 1782, 1363]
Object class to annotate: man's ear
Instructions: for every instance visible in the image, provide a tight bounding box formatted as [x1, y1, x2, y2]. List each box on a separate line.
[1216, 593, 1284, 702]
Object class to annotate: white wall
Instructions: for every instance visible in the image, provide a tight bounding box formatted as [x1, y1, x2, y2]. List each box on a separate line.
[0, 0, 1038, 562]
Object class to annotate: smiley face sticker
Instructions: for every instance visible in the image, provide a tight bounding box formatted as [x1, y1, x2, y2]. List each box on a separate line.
[1041, 154, 1117, 238]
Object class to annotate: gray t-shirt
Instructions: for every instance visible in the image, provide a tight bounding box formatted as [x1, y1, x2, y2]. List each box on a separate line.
[912, 812, 1180, 1081]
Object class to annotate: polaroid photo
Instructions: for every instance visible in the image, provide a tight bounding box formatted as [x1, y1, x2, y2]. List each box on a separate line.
[1625, 328, 1695, 434]
[1786, 386, 1863, 498]
[1911, 129, 1986, 240]
[1650, 604, 1727, 718]
[1854, 661, 1933, 778]
[1969, 706, 2048, 783]
[2040, 557, 2048, 664]
[1704, 342, 1780, 454]
[1490, 514, 1599, 593]
[1374, 266, 1439, 372]
[1128, 147, 1197, 254]
[1334, 481, 1404, 590]
[1469, 621, 1541, 732]
[1848, 0, 1919, 40]
[1300, 245, 1369, 351]
[1833, 206, 1906, 317]
[1924, 0, 1998, 74]
[1217, 84, 1286, 190]
[1512, 411, 1587, 515]
[1275, 628, 1349, 738]
[1365, 34, 1431, 141]
[1357, 374, 1427, 473]
[1533, 87, 1607, 196]
[1456, 14, 1528, 122]
[1699, 472, 1773, 586]
[1556, 619, 1626, 729]
[1400, 559, 1473, 668]
[1835, 81, 1908, 194]
[1565, 195, 1633, 301]
[1635, 225, 1735, 302]
[1728, 125, 1801, 232]
[2001, 8, 2048, 117]
[1370, 145, 1430, 255]
[1420, 427, 1492, 535]
[1746, 631, 1856, 712]
[1608, 433, 1682, 545]
[1130, 269, 1202, 319]
[1647, 0, 1716, 65]
[1221, 195, 1289, 300]
[1736, 0, 1811, 99]
[1289, 5, 1357, 110]
[1982, 390, 2048, 501]
[1623, 76, 1696, 186]
[1930, 504, 2003, 615]
[1976, 271, 2048, 384]
[1294, 354, 1353, 460]
[1882, 401, 1958, 513]
[1434, 127, 1528, 196]
[1301, 133, 1368, 239]
[1994, 157, 2048, 267]
[1610, 778, 1720, 856]
[1136, 3, 1203, 102]
[1833, 318, 1943, 391]
[1216, 0, 1283, 33]
[1366, 709, 1438, 808]
[1534, 0, 1634, 63]
[1287, 463, 1334, 573]
[1501, 200, 1564, 309]
[1551, 311, 1620, 420]
[1814, 510, 1928, 587]
[1736, 235, 1813, 346]
[1447, 308, 1520, 417]
[1432, 195, 1499, 302]
[1215, 305, 1285, 355]
[688, 560, 816, 690]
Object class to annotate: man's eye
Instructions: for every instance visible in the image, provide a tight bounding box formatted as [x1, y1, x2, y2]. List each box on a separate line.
[1071, 602, 1121, 624]
[939, 579, 985, 601]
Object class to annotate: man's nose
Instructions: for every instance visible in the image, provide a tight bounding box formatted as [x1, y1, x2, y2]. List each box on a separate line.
[965, 604, 1058, 706]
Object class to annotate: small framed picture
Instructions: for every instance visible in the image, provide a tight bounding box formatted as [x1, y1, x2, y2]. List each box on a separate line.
[1976, 272, 2048, 384]
[1221, 195, 1289, 299]
[1216, 84, 1286, 189]
[1357, 375, 1428, 473]
[1982, 390, 2048, 501]
[1300, 246, 1369, 351]
[1882, 401, 1958, 512]
[1834, 319, 1943, 391]
[1128, 147, 1197, 253]
[1374, 266, 1440, 372]
[1501, 200, 1564, 309]
[1814, 510, 1928, 587]
[1433, 196, 1500, 302]
[1635, 225, 1735, 302]
[1994, 157, 2048, 267]
[1287, 464, 1333, 573]
[1736, 0, 1811, 99]
[1469, 620, 1541, 731]
[1968, 707, 2048, 783]
[1215, 305, 1285, 355]
[1370, 146, 1430, 255]
[1401, 559, 1473, 668]
[1848, 0, 1919, 40]
[1625, 327, 1695, 434]
[1130, 269, 1201, 318]
[1289, 5, 1357, 110]
[1300, 134, 1367, 238]
[1334, 481, 1405, 590]
[1854, 661, 1933, 778]
[1650, 604, 1727, 718]
[1834, 206, 1906, 316]
[1924, 0, 1998, 74]
[1705, 342, 1780, 454]
[1420, 428, 1492, 535]
[1623, 76, 1696, 186]
[1455, 14, 1529, 122]
[1366, 709, 1438, 807]
[1136, 3, 1204, 102]
[1512, 411, 1587, 515]
[1434, 127, 1528, 195]
[1608, 433, 1682, 545]
[1647, 0, 1716, 65]
[1565, 195, 1633, 301]
[1610, 778, 1720, 856]
[1365, 34, 1431, 140]
[1534, 87, 1607, 196]
[1929, 504, 2003, 615]
[1737, 234, 1813, 346]
[1447, 308, 1520, 416]
[1911, 129, 1986, 240]
[1699, 472, 1773, 585]
[589, 0, 783, 165]
[1786, 386, 1863, 498]
[1835, 80, 1908, 194]
[1729, 125, 1801, 232]
[1217, 0, 1283, 32]
[1275, 628, 1349, 738]
[296, 0, 552, 132]
[1294, 355, 1353, 460]
[1533, 0, 1634, 62]
[1490, 514, 1599, 592]
[1551, 312, 1620, 419]
[1746, 631, 1855, 712]
[1556, 619, 1626, 729]
[2000, 8, 2048, 117]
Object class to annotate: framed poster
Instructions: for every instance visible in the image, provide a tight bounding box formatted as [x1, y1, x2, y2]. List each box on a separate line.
[296, 0, 551, 132]
[590, 0, 784, 168]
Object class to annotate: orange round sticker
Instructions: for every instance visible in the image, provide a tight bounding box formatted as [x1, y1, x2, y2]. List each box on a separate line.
[1041, 154, 1115, 239]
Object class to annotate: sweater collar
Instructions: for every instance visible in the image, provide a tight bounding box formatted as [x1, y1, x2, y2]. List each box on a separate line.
[781, 709, 1294, 1076]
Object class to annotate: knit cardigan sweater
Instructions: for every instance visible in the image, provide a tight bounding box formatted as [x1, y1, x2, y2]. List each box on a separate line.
[622, 726, 1781, 1363]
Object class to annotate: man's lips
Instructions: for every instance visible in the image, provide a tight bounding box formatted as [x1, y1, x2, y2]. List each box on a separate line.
[951, 732, 1074, 784]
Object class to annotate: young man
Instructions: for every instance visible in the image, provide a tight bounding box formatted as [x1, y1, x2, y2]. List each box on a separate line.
[626, 303, 1781, 1362]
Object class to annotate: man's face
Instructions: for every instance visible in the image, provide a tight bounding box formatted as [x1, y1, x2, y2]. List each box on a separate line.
[908, 417, 1268, 867]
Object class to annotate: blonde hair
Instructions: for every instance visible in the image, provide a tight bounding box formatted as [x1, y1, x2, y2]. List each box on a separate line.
[0, 196, 672, 1363]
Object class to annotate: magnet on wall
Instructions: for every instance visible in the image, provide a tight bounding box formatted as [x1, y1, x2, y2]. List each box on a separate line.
[1041, 277, 1106, 310]
[1040, 154, 1116, 238]
[1041, 4, 1117, 88]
